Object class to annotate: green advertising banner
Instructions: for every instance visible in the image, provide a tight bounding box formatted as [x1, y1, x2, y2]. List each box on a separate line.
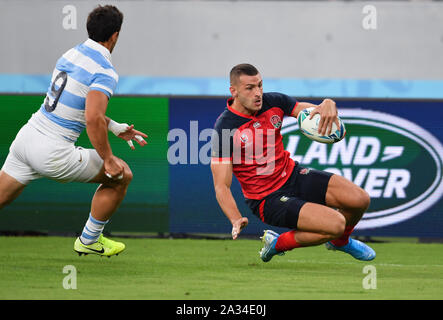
[2, 95, 443, 237]
[0, 95, 169, 234]
[282, 108, 443, 232]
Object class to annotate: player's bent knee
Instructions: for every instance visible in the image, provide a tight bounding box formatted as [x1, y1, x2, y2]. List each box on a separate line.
[352, 187, 370, 212]
[329, 214, 346, 239]
[125, 167, 133, 183]
[360, 189, 371, 211]
[328, 175, 370, 213]
[119, 167, 133, 186]
[343, 187, 371, 214]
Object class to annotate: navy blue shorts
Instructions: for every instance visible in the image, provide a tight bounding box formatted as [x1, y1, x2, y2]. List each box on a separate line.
[245, 165, 333, 229]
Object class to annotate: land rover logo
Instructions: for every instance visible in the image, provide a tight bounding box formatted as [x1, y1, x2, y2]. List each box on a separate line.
[281, 109, 443, 230]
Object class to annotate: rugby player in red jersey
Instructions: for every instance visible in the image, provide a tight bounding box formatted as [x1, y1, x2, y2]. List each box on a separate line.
[210, 64, 375, 262]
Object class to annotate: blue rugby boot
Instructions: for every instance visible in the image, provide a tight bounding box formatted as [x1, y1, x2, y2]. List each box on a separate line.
[259, 230, 285, 262]
[325, 238, 376, 261]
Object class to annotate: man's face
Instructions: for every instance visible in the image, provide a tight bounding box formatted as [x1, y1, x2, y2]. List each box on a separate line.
[230, 73, 263, 114]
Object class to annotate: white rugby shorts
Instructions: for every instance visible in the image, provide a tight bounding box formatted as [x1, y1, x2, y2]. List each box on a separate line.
[1, 123, 103, 185]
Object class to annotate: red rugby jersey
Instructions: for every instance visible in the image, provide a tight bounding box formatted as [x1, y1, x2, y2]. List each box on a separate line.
[212, 92, 298, 200]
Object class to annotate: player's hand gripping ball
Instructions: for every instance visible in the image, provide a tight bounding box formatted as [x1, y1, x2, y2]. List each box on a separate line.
[297, 107, 346, 144]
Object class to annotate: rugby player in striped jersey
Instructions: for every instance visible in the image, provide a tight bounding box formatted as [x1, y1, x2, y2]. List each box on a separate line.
[0, 5, 147, 257]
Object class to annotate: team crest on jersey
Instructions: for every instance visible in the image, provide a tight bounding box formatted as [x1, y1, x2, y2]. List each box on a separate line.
[240, 133, 249, 144]
[270, 115, 282, 129]
[300, 168, 311, 175]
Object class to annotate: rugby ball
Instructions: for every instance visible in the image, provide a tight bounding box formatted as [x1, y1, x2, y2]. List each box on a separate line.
[297, 107, 346, 144]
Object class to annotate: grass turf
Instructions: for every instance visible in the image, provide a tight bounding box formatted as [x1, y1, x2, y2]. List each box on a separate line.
[0, 236, 442, 300]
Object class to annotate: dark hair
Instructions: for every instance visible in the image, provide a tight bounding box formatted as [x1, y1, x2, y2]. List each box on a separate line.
[230, 63, 259, 84]
[87, 5, 123, 42]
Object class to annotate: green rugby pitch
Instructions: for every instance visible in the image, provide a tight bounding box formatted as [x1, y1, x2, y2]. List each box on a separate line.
[0, 236, 442, 300]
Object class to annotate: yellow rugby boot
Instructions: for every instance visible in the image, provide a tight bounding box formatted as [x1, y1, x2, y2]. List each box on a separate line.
[74, 234, 125, 257]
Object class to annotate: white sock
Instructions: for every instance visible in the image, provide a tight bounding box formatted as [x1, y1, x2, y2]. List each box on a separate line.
[79, 213, 108, 245]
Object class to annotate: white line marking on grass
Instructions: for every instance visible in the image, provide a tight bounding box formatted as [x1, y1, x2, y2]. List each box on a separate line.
[286, 260, 443, 268]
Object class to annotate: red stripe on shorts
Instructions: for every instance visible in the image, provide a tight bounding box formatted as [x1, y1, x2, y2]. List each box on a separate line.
[259, 200, 266, 222]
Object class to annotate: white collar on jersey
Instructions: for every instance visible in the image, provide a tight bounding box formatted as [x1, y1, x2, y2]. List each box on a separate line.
[84, 38, 112, 63]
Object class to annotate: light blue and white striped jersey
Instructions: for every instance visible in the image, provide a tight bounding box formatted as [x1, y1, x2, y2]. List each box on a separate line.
[28, 38, 119, 143]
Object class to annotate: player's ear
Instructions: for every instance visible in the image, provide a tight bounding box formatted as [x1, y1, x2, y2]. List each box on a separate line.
[108, 32, 120, 53]
[229, 85, 237, 98]
[111, 31, 119, 42]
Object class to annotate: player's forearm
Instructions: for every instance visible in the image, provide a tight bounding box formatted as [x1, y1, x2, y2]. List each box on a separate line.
[214, 185, 243, 224]
[86, 114, 113, 161]
[292, 102, 317, 117]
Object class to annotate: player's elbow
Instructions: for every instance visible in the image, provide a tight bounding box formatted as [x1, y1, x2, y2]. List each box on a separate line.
[214, 183, 228, 196]
[85, 113, 106, 129]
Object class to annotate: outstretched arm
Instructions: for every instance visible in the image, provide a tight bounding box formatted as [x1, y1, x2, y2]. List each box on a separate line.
[106, 117, 148, 150]
[211, 160, 248, 239]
